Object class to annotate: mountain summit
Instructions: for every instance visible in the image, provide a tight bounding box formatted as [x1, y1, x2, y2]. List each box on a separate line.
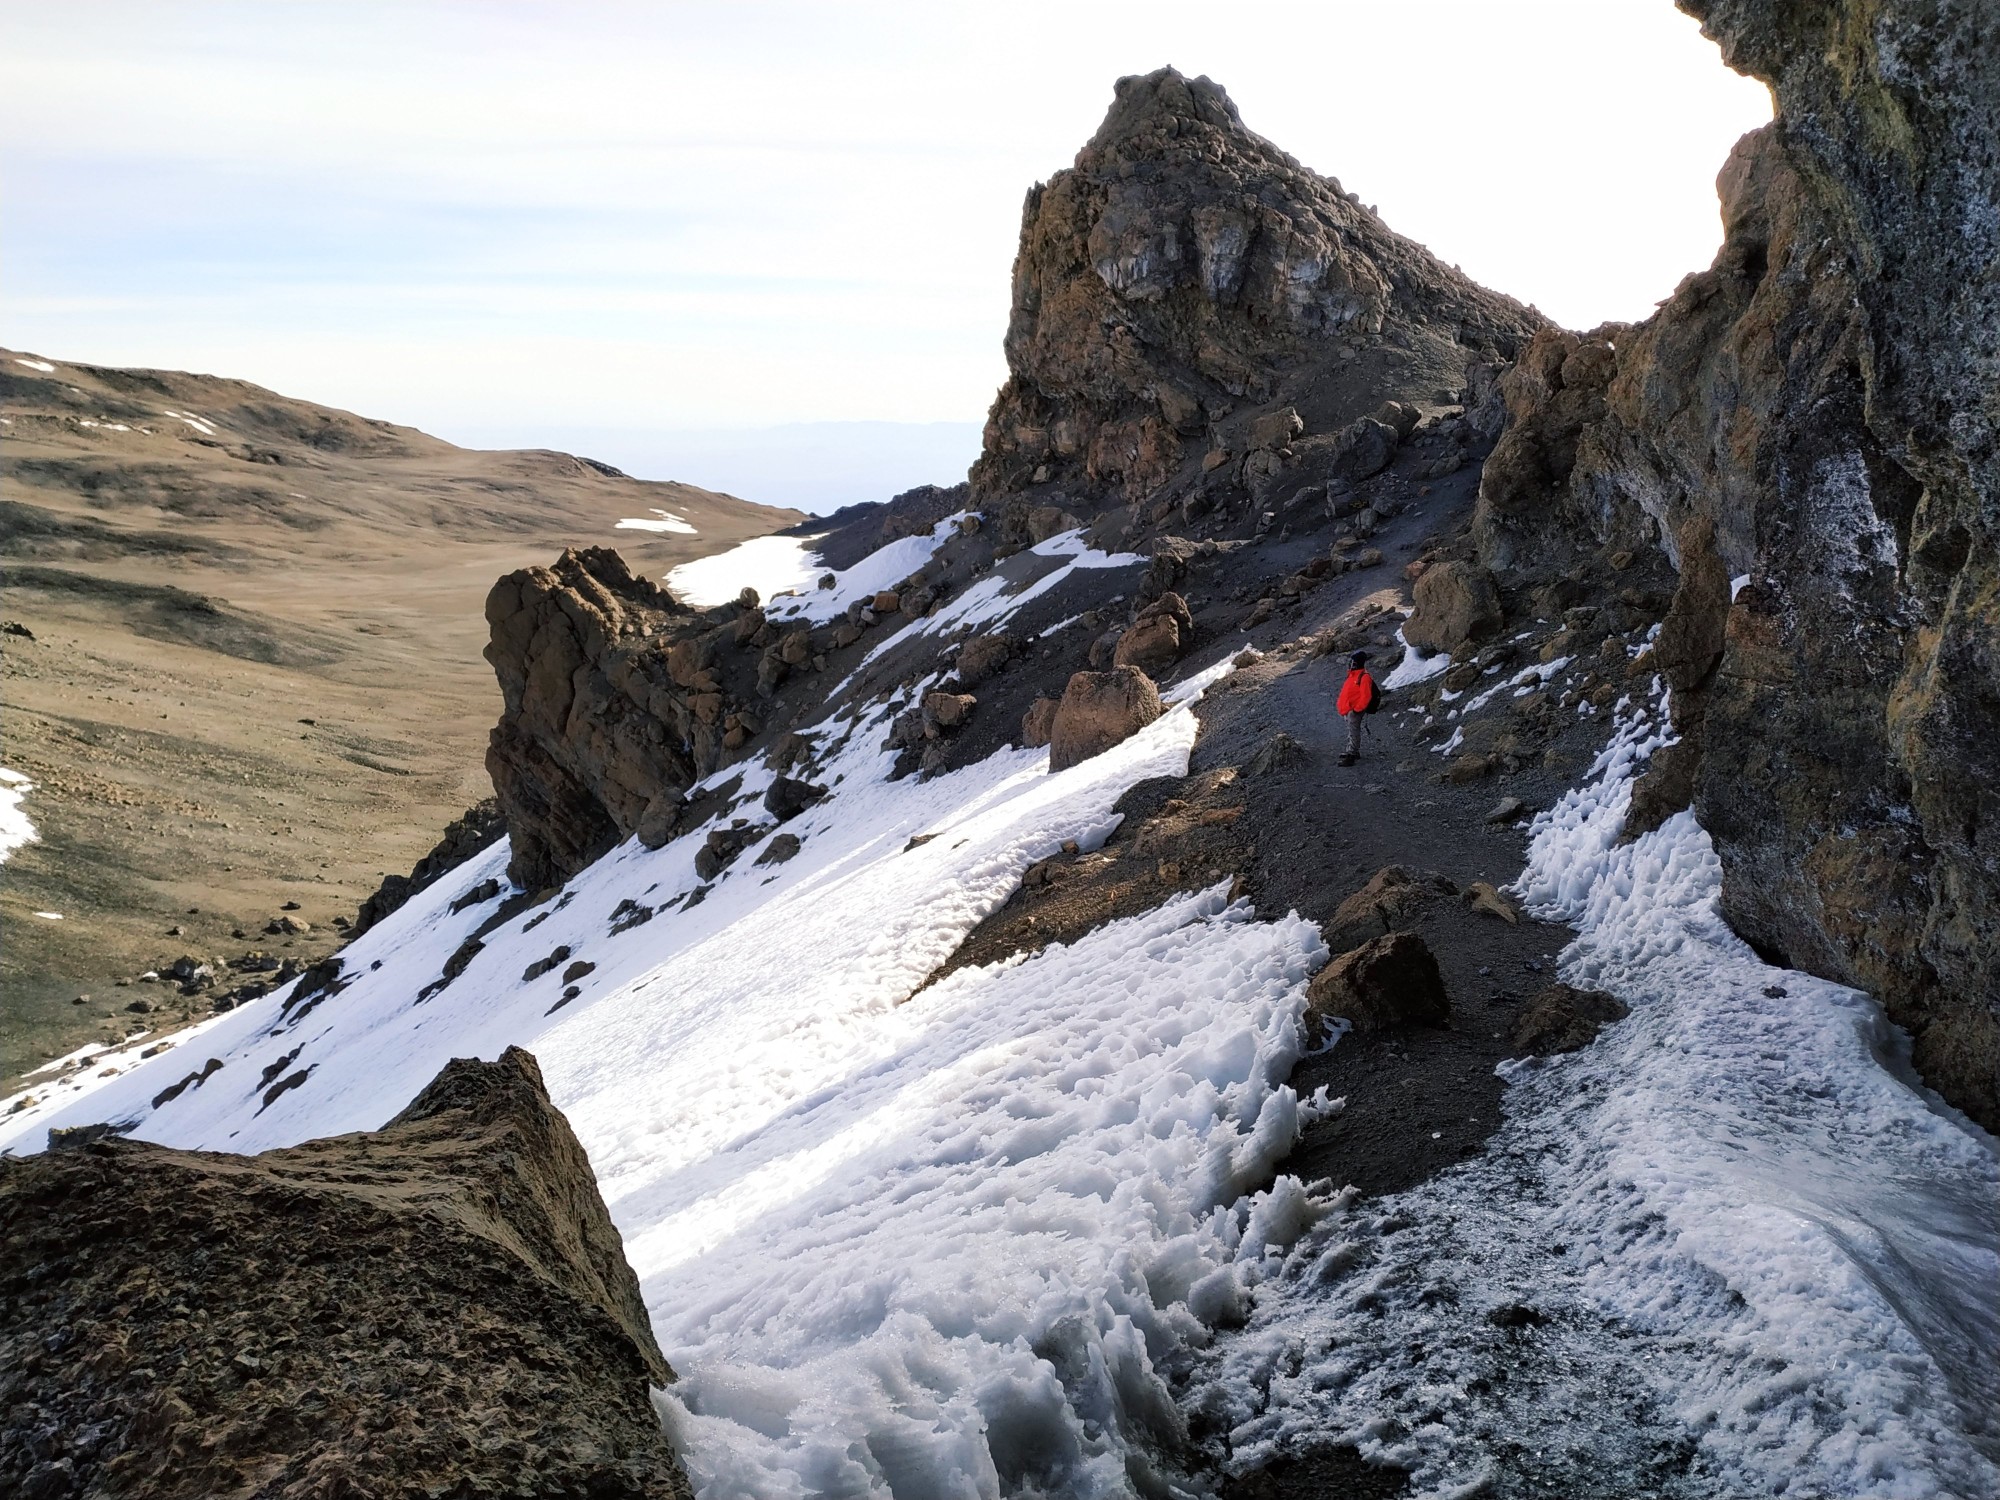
[973, 67, 1543, 507]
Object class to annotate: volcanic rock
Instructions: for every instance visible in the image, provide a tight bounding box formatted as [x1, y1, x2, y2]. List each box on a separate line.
[0, 1049, 691, 1499]
[970, 67, 1541, 507]
[1512, 984, 1630, 1057]
[1404, 560, 1503, 656]
[763, 776, 827, 823]
[1305, 931, 1450, 1037]
[1021, 697, 1060, 749]
[484, 547, 705, 890]
[1466, 0, 2000, 1126]
[1113, 590, 1195, 676]
[1048, 667, 1163, 772]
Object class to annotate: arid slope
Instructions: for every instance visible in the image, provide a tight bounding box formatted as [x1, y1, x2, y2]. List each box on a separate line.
[0, 349, 802, 1086]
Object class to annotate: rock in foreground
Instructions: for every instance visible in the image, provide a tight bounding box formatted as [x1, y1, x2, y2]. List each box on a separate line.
[0, 1048, 690, 1500]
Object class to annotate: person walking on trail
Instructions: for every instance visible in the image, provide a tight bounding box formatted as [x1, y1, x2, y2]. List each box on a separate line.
[1336, 650, 1380, 766]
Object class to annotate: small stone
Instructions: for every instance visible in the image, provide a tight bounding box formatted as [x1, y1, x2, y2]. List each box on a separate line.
[1484, 796, 1526, 824]
[1462, 881, 1519, 924]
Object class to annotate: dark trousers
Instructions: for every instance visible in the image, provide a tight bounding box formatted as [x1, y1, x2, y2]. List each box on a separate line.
[1343, 712, 1362, 757]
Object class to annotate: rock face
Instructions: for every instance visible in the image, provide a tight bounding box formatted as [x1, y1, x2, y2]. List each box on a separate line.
[1305, 931, 1449, 1036]
[970, 67, 1542, 510]
[1464, 0, 2000, 1128]
[0, 1048, 691, 1499]
[1048, 667, 1163, 772]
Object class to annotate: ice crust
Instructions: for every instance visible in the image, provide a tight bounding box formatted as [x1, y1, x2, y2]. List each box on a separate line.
[1192, 692, 2000, 1499]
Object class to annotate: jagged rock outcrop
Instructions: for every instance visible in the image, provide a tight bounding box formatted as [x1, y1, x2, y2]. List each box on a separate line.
[971, 67, 1543, 513]
[1471, 0, 2000, 1127]
[481, 547, 830, 891]
[0, 1048, 691, 1499]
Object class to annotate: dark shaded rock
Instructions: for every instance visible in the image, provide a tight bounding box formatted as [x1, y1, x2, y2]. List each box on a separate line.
[483, 547, 711, 892]
[763, 776, 827, 823]
[0, 1049, 691, 1499]
[1463, 0, 2000, 1127]
[954, 632, 1019, 687]
[1305, 932, 1449, 1036]
[1048, 667, 1163, 772]
[755, 832, 802, 866]
[1511, 983, 1630, 1056]
[693, 826, 759, 881]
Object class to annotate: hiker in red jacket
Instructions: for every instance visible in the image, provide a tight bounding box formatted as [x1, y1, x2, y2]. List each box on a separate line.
[1336, 650, 1378, 765]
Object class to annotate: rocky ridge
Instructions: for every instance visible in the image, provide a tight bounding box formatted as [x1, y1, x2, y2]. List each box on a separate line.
[1468, 0, 2000, 1127]
[972, 67, 1544, 529]
[0, 1048, 691, 1499]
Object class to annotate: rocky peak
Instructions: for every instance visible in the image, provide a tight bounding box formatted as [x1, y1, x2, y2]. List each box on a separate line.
[972, 66, 1544, 509]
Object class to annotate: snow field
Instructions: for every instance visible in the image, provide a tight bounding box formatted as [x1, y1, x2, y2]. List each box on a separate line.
[650, 887, 1331, 1499]
[0, 582, 1347, 1495]
[1193, 689, 2000, 1499]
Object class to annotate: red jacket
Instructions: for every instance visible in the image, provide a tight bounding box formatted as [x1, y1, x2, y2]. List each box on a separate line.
[1337, 669, 1376, 716]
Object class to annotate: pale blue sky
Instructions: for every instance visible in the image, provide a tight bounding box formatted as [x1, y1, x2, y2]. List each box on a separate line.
[2, 2, 1770, 509]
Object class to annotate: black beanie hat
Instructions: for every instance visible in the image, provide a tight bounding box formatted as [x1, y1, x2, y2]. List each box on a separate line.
[1350, 650, 1367, 668]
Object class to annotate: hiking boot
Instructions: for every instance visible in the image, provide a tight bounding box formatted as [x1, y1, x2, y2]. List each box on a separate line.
[1337, 751, 1359, 766]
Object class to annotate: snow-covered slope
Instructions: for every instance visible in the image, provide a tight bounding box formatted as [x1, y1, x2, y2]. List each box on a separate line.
[6, 537, 1994, 1498]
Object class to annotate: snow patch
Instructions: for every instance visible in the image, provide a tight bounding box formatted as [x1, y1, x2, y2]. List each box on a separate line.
[1381, 627, 1450, 690]
[617, 508, 698, 535]
[13, 357, 55, 372]
[0, 767, 39, 864]
[666, 534, 823, 607]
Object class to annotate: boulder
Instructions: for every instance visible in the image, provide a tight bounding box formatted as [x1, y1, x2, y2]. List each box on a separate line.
[1511, 983, 1629, 1056]
[1404, 560, 1503, 655]
[1112, 591, 1195, 676]
[694, 825, 759, 881]
[763, 776, 826, 823]
[1324, 866, 1449, 952]
[1048, 667, 1163, 772]
[755, 832, 803, 865]
[1305, 932, 1449, 1037]
[1249, 406, 1304, 449]
[954, 632, 1018, 687]
[0, 1050, 691, 1500]
[1325, 416, 1400, 486]
[922, 690, 977, 733]
[1021, 697, 1059, 749]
